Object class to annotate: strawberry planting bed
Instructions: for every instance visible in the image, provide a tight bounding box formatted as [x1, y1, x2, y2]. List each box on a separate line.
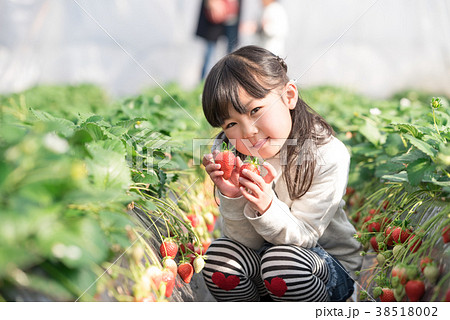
[0, 84, 448, 302]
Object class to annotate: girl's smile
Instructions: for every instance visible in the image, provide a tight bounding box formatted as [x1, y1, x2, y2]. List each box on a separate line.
[221, 82, 298, 159]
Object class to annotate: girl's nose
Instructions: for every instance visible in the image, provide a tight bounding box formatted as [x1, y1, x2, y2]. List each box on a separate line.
[241, 121, 258, 138]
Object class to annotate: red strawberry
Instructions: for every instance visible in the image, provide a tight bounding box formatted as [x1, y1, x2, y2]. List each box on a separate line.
[442, 225, 450, 244]
[214, 150, 236, 180]
[385, 226, 394, 246]
[161, 269, 175, 298]
[391, 227, 412, 244]
[370, 236, 379, 253]
[178, 262, 194, 284]
[202, 238, 212, 252]
[187, 214, 200, 227]
[380, 288, 396, 302]
[346, 187, 355, 196]
[408, 234, 422, 253]
[186, 253, 196, 265]
[446, 289, 450, 302]
[369, 208, 379, 215]
[162, 257, 178, 278]
[179, 242, 195, 254]
[392, 265, 408, 285]
[405, 280, 425, 302]
[351, 211, 361, 223]
[135, 295, 156, 302]
[144, 266, 162, 289]
[382, 200, 390, 210]
[239, 160, 261, 188]
[367, 221, 381, 232]
[159, 238, 178, 259]
[203, 211, 215, 232]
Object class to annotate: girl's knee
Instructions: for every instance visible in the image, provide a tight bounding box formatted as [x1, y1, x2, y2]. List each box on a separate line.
[260, 245, 329, 301]
[203, 237, 260, 277]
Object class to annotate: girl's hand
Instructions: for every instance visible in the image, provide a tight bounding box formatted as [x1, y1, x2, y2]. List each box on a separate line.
[238, 162, 277, 215]
[202, 150, 243, 198]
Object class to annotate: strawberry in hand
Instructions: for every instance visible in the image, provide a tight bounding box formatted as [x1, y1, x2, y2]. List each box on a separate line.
[203, 145, 243, 198]
[214, 148, 236, 180]
[238, 158, 277, 215]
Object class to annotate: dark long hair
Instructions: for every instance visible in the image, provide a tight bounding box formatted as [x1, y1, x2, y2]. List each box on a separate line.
[202, 45, 334, 199]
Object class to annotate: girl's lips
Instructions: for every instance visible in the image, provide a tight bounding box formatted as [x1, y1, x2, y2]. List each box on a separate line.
[252, 137, 268, 149]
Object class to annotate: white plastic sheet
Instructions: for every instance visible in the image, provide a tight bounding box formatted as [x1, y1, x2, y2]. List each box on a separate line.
[0, 0, 449, 98]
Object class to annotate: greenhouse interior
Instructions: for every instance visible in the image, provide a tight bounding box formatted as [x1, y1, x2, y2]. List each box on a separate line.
[0, 0, 449, 306]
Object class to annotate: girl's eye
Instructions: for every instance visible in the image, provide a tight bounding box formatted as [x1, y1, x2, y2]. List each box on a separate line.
[225, 122, 236, 129]
[250, 107, 261, 115]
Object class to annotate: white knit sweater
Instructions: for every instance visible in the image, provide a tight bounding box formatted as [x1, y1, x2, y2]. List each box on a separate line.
[218, 135, 363, 273]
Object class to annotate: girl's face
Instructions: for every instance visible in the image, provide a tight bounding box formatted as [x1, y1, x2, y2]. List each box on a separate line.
[221, 82, 298, 159]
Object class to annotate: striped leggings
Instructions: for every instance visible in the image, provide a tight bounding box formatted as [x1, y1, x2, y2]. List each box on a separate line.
[202, 237, 332, 302]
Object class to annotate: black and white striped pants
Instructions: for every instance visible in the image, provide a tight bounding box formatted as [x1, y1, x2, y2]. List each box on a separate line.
[202, 237, 332, 302]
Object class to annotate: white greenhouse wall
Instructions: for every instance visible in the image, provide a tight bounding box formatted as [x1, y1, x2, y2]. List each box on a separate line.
[0, 0, 449, 98]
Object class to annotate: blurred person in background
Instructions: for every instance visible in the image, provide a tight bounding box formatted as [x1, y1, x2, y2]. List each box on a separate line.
[240, 0, 288, 57]
[259, 0, 289, 56]
[196, 0, 242, 80]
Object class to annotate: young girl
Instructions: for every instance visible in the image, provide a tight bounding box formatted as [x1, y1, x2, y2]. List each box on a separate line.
[201, 45, 362, 302]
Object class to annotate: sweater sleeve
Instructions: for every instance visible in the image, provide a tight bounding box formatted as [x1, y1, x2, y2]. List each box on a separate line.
[244, 141, 350, 248]
[218, 192, 266, 250]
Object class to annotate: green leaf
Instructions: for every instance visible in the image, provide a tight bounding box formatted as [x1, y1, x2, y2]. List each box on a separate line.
[30, 108, 76, 137]
[375, 161, 405, 178]
[82, 123, 106, 141]
[406, 158, 432, 186]
[393, 123, 423, 138]
[85, 140, 131, 192]
[391, 149, 428, 164]
[403, 134, 438, 158]
[384, 133, 406, 157]
[358, 120, 382, 146]
[381, 171, 409, 182]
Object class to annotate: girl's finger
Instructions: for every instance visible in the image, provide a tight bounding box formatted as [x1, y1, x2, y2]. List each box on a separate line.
[240, 169, 265, 189]
[202, 153, 215, 167]
[238, 177, 262, 195]
[240, 186, 258, 203]
[205, 162, 221, 174]
[262, 162, 277, 184]
[210, 170, 224, 180]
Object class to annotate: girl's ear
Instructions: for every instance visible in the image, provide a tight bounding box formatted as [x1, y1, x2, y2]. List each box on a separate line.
[284, 81, 298, 110]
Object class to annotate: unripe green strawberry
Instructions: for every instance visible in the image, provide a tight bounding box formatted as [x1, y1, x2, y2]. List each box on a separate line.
[376, 253, 386, 266]
[372, 286, 382, 299]
[394, 285, 405, 301]
[391, 276, 400, 288]
[420, 257, 433, 272]
[424, 264, 440, 284]
[359, 290, 368, 300]
[393, 245, 406, 259]
[406, 266, 419, 281]
[193, 255, 206, 273]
